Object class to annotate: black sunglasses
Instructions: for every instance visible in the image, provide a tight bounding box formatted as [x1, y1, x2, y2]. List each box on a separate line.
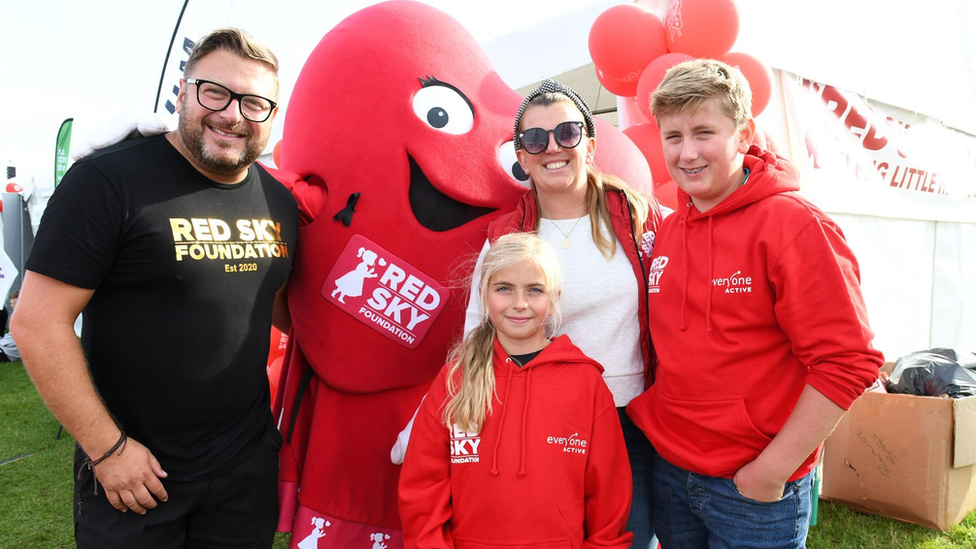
[519, 121, 586, 155]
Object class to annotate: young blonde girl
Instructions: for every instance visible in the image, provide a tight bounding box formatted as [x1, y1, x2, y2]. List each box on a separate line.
[398, 233, 633, 549]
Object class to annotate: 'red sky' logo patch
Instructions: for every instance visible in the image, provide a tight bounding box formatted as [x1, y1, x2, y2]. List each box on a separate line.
[322, 235, 448, 349]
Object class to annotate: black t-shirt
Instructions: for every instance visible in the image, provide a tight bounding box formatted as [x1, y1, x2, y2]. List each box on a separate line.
[509, 349, 543, 367]
[26, 135, 298, 480]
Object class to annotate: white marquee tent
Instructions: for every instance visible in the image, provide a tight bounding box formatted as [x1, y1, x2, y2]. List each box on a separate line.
[143, 0, 976, 363]
[5, 0, 975, 362]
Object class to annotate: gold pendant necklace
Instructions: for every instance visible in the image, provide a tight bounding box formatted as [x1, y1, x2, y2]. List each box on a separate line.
[547, 216, 585, 249]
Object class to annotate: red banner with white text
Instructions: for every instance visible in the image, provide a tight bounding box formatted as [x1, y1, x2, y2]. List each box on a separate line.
[780, 71, 976, 223]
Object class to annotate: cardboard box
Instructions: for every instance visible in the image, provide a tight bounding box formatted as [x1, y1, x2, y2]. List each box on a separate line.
[821, 383, 976, 530]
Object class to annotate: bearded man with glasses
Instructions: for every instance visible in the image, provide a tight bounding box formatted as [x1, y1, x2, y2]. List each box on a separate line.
[13, 28, 298, 549]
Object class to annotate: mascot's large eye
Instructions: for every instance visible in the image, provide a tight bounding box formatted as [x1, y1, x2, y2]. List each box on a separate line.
[412, 84, 474, 135]
[497, 141, 531, 187]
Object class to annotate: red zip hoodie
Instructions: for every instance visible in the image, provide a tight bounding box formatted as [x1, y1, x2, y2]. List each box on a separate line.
[399, 335, 633, 549]
[627, 146, 884, 481]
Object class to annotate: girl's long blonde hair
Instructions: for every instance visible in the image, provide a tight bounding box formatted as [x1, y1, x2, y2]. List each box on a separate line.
[443, 233, 563, 432]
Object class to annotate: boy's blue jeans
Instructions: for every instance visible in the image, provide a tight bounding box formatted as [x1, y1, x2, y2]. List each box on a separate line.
[652, 452, 813, 549]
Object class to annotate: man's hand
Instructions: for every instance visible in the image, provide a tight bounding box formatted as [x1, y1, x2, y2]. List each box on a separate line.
[92, 437, 169, 514]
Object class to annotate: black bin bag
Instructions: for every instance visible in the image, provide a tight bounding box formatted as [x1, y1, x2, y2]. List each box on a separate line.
[885, 348, 976, 398]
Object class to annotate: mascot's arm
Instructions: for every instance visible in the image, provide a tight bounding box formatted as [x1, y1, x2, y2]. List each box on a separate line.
[71, 113, 172, 160]
[263, 166, 326, 225]
[272, 336, 315, 532]
[462, 240, 490, 336]
[70, 114, 328, 227]
[390, 394, 425, 465]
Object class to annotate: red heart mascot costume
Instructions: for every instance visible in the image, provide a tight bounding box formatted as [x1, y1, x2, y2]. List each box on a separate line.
[270, 2, 654, 547]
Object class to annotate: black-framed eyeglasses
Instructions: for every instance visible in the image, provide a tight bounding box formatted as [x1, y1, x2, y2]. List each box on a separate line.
[519, 121, 586, 155]
[185, 78, 277, 123]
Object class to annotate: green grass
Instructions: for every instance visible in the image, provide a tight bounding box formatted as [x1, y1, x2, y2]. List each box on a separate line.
[3, 361, 975, 548]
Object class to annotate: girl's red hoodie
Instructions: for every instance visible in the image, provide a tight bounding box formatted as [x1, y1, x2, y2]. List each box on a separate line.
[399, 335, 633, 549]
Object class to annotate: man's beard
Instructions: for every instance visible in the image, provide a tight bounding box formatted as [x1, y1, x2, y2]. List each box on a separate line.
[178, 115, 266, 175]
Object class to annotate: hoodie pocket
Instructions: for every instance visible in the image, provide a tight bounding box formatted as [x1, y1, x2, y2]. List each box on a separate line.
[454, 536, 572, 549]
[652, 389, 773, 476]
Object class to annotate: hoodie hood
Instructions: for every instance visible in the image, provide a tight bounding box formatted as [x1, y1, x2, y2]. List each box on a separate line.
[493, 335, 604, 375]
[673, 146, 801, 332]
[675, 146, 801, 221]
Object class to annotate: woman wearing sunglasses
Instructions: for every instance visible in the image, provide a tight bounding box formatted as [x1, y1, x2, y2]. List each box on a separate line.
[468, 79, 662, 548]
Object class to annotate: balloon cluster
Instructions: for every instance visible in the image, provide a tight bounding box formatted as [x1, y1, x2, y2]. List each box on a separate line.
[588, 0, 774, 209]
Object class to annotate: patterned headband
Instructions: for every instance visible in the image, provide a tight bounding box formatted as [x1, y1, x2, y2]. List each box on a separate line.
[513, 79, 596, 151]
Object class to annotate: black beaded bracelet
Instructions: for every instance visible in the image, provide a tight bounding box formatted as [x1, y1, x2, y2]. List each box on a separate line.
[78, 430, 128, 495]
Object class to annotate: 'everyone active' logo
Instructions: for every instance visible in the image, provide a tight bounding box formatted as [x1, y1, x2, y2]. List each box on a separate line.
[547, 432, 588, 455]
[712, 270, 753, 294]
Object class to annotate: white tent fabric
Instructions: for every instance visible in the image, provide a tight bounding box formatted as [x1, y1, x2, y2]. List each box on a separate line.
[191, 0, 976, 361]
[20, 0, 974, 361]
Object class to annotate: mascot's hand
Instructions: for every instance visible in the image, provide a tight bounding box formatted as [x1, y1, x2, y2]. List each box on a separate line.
[264, 166, 326, 225]
[72, 113, 173, 160]
[390, 396, 425, 465]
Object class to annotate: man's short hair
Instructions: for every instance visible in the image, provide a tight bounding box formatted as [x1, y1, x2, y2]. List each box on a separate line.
[652, 58, 752, 127]
[185, 28, 279, 90]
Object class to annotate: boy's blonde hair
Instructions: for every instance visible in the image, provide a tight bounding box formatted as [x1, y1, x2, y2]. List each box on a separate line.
[652, 58, 752, 128]
[443, 233, 562, 432]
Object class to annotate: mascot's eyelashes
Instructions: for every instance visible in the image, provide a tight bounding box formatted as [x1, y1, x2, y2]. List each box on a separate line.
[418, 75, 474, 113]
[413, 76, 475, 134]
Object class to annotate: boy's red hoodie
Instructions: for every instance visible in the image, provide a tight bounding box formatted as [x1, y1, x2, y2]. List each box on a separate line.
[399, 335, 633, 549]
[627, 147, 884, 481]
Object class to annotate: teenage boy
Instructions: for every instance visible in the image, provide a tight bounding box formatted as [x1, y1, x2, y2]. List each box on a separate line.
[627, 58, 884, 548]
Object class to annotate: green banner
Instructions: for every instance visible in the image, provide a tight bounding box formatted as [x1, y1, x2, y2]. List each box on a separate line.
[54, 118, 73, 187]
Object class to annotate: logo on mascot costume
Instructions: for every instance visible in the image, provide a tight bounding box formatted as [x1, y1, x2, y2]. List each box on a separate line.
[324, 235, 447, 348]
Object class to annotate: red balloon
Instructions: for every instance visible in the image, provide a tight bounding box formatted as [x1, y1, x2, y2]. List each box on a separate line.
[616, 95, 655, 132]
[654, 180, 680, 212]
[722, 52, 774, 116]
[635, 52, 694, 122]
[622, 123, 671, 193]
[595, 67, 638, 98]
[663, 0, 739, 58]
[589, 4, 668, 81]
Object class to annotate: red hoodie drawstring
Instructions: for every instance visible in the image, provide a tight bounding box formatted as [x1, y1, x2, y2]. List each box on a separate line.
[490, 360, 517, 476]
[705, 215, 714, 333]
[518, 369, 532, 478]
[680, 214, 690, 331]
